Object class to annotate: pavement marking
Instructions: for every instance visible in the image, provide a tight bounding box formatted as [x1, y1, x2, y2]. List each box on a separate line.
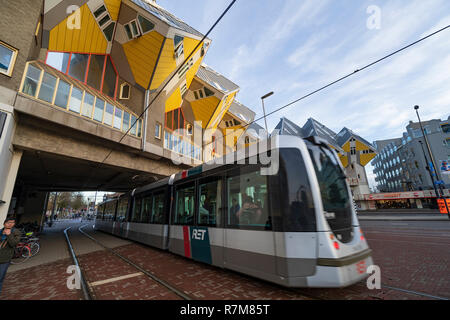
[89, 272, 144, 287]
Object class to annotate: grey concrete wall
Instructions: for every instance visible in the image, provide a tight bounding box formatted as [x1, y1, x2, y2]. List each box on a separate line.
[0, 103, 16, 201]
[0, 0, 44, 91]
[17, 190, 47, 225]
[12, 114, 181, 177]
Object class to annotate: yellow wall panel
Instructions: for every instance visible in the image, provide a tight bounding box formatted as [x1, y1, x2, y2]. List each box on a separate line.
[190, 96, 221, 128]
[165, 88, 182, 112]
[123, 31, 164, 88]
[49, 4, 107, 54]
[355, 139, 370, 151]
[209, 92, 236, 131]
[184, 37, 201, 59]
[342, 141, 350, 152]
[339, 155, 349, 168]
[104, 0, 121, 21]
[360, 153, 376, 167]
[186, 48, 203, 89]
[150, 38, 176, 90]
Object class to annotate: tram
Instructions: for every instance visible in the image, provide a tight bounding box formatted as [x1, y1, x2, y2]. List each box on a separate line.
[95, 135, 373, 288]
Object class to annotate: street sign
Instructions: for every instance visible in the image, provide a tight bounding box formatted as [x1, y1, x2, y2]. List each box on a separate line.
[434, 180, 444, 185]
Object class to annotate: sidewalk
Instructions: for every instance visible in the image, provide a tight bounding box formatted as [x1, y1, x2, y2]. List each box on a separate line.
[357, 209, 448, 221]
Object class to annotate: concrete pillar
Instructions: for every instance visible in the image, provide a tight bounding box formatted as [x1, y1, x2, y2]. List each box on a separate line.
[0, 149, 23, 223]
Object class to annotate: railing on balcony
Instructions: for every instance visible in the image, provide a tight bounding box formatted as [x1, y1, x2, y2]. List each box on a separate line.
[19, 61, 142, 138]
[164, 130, 202, 161]
[346, 178, 360, 186]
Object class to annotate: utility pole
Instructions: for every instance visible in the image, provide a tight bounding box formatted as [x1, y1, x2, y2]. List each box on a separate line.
[414, 106, 449, 218]
[50, 191, 58, 226]
[261, 92, 274, 139]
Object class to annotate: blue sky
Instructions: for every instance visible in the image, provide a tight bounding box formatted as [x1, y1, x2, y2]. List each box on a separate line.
[155, 0, 450, 189]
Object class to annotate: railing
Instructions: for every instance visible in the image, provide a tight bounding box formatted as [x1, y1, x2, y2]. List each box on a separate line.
[346, 178, 360, 186]
[164, 130, 202, 161]
[19, 61, 142, 138]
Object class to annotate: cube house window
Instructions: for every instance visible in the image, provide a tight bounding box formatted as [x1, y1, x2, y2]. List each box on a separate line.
[0, 42, 18, 76]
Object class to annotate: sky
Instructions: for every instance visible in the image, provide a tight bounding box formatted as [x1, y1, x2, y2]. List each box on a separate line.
[155, 0, 450, 190]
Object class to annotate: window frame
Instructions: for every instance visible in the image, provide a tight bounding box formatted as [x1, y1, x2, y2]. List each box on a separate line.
[224, 164, 272, 231]
[124, 19, 141, 40]
[45, 51, 119, 100]
[197, 176, 223, 228]
[119, 82, 131, 99]
[137, 15, 155, 35]
[92, 4, 116, 42]
[173, 181, 197, 226]
[20, 62, 141, 137]
[0, 41, 19, 77]
[155, 122, 162, 139]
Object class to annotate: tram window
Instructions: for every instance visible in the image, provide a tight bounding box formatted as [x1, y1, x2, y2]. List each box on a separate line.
[97, 204, 105, 220]
[104, 201, 117, 221]
[227, 169, 271, 229]
[272, 149, 316, 232]
[308, 144, 353, 242]
[174, 183, 195, 225]
[116, 198, 129, 222]
[198, 179, 221, 227]
[151, 192, 165, 224]
[141, 195, 152, 223]
[131, 198, 142, 223]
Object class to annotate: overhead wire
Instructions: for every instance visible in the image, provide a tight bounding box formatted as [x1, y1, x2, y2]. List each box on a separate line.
[81, 0, 238, 189]
[214, 23, 450, 147]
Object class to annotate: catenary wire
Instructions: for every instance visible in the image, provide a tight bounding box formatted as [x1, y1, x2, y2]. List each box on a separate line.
[214, 23, 450, 146]
[81, 0, 238, 189]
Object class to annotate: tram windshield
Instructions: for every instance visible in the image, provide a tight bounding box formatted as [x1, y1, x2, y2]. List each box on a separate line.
[308, 144, 354, 243]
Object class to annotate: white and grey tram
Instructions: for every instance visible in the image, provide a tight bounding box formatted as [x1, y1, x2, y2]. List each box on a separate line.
[95, 135, 373, 288]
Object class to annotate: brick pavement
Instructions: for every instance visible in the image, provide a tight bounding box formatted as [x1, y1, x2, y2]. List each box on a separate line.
[1, 223, 448, 300]
[0, 258, 82, 300]
[76, 249, 181, 300]
[113, 243, 314, 300]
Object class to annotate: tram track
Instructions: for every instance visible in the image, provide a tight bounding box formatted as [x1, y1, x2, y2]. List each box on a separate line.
[64, 224, 194, 300]
[65, 224, 449, 301]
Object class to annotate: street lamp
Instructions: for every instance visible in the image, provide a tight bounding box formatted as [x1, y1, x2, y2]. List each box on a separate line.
[261, 92, 274, 139]
[414, 105, 449, 217]
[418, 140, 439, 200]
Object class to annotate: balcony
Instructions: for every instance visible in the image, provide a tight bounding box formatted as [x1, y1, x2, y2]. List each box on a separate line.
[19, 61, 143, 138]
[163, 129, 202, 161]
[346, 178, 360, 186]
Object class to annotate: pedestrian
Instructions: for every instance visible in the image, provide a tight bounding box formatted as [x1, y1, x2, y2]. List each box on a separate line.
[0, 216, 21, 294]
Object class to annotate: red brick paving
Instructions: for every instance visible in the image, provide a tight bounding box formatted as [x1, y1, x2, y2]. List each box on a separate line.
[1, 225, 448, 300]
[76, 250, 181, 300]
[114, 244, 314, 300]
[0, 258, 82, 300]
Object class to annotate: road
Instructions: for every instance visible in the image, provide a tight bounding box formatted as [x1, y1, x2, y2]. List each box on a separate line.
[1, 218, 448, 300]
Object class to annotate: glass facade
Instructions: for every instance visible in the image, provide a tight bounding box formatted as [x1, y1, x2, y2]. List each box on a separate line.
[164, 130, 202, 161]
[54, 80, 71, 109]
[45, 51, 117, 99]
[37, 72, 57, 103]
[20, 63, 142, 138]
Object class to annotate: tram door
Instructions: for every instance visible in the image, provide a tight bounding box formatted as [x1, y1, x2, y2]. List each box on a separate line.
[195, 177, 224, 267]
[224, 169, 277, 276]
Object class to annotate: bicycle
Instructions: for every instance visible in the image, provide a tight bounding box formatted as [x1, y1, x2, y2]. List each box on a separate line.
[21, 232, 40, 257]
[10, 242, 32, 264]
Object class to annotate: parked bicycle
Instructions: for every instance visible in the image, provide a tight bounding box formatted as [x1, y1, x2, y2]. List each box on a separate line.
[10, 242, 32, 264]
[21, 232, 40, 257]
